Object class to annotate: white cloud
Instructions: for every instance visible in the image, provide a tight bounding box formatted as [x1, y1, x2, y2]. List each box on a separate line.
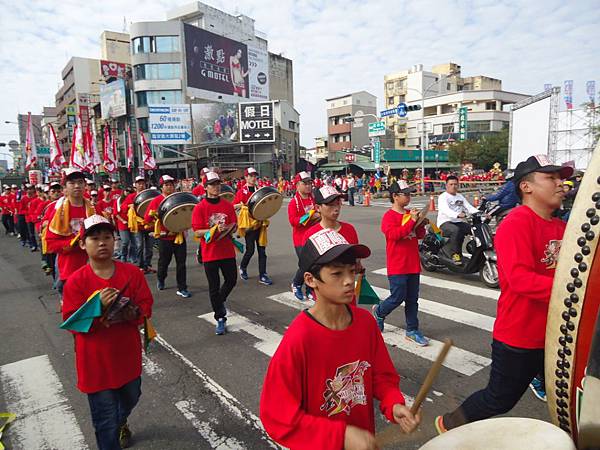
[1, 0, 599, 151]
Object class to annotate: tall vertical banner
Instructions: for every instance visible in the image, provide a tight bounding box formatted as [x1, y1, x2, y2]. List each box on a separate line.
[88, 128, 101, 173]
[140, 132, 156, 170]
[126, 124, 134, 172]
[459, 106, 468, 141]
[25, 112, 37, 170]
[586, 80, 596, 107]
[70, 117, 86, 170]
[103, 126, 117, 174]
[248, 46, 269, 101]
[564, 80, 573, 110]
[48, 124, 65, 169]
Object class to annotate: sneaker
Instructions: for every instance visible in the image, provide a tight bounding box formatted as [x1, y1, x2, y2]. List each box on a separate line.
[118, 422, 132, 448]
[406, 330, 429, 347]
[529, 377, 547, 402]
[371, 305, 384, 332]
[176, 289, 192, 298]
[291, 283, 304, 301]
[259, 274, 273, 286]
[434, 416, 447, 435]
[31, 247, 38, 252]
[157, 280, 165, 290]
[239, 267, 248, 281]
[215, 318, 227, 335]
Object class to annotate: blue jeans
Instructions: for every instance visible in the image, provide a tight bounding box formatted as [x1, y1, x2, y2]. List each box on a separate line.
[375, 274, 420, 331]
[119, 230, 137, 264]
[87, 377, 141, 450]
[134, 231, 154, 269]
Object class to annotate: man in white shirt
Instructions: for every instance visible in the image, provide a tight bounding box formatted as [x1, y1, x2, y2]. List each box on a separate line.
[436, 175, 479, 264]
[347, 174, 356, 206]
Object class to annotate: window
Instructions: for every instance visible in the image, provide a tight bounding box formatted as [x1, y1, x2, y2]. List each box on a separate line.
[388, 96, 394, 105]
[155, 36, 179, 53]
[135, 64, 181, 80]
[133, 37, 152, 54]
[136, 90, 182, 107]
[442, 123, 455, 133]
[447, 83, 451, 90]
[468, 120, 491, 132]
[138, 118, 149, 133]
[485, 101, 497, 110]
[288, 120, 295, 130]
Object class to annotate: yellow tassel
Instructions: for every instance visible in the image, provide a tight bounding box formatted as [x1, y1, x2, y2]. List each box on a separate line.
[402, 213, 412, 226]
[69, 234, 80, 247]
[127, 205, 139, 232]
[258, 220, 269, 246]
[41, 226, 48, 254]
[150, 211, 161, 238]
[174, 232, 184, 245]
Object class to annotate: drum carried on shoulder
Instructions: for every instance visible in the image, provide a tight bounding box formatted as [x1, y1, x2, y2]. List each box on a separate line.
[247, 186, 283, 220]
[158, 192, 199, 233]
[133, 188, 160, 218]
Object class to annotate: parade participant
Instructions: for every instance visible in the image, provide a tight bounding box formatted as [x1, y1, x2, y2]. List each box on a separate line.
[40, 182, 63, 278]
[90, 190, 98, 206]
[95, 185, 114, 219]
[437, 175, 479, 265]
[130, 176, 155, 274]
[24, 184, 40, 251]
[371, 181, 429, 345]
[435, 155, 573, 434]
[1, 186, 15, 235]
[260, 229, 420, 449]
[482, 176, 519, 222]
[234, 167, 272, 285]
[44, 168, 96, 297]
[144, 175, 191, 298]
[15, 184, 31, 246]
[113, 187, 137, 264]
[84, 179, 95, 199]
[62, 214, 153, 450]
[288, 171, 318, 300]
[191, 172, 237, 335]
[110, 178, 122, 201]
[33, 187, 50, 266]
[192, 167, 210, 198]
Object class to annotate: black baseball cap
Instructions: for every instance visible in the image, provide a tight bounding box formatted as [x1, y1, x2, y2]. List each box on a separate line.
[313, 185, 342, 204]
[513, 155, 573, 183]
[299, 228, 370, 273]
[389, 180, 417, 195]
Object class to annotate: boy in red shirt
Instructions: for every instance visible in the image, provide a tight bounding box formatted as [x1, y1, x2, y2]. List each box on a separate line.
[435, 155, 573, 433]
[191, 172, 237, 335]
[62, 214, 153, 449]
[288, 171, 319, 300]
[260, 228, 420, 449]
[372, 180, 429, 346]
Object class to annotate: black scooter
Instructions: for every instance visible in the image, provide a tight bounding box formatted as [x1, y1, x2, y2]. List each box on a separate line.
[418, 202, 499, 288]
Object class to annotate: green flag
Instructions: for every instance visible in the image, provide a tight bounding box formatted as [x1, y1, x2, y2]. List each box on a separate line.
[357, 275, 380, 305]
[59, 290, 103, 333]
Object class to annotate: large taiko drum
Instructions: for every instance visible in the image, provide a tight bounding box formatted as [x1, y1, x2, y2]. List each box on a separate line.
[419, 418, 576, 450]
[158, 192, 199, 233]
[545, 142, 600, 442]
[219, 184, 235, 203]
[133, 188, 160, 218]
[247, 186, 283, 221]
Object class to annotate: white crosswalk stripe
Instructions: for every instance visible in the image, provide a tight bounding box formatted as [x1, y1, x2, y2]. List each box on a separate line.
[266, 292, 491, 376]
[0, 355, 88, 450]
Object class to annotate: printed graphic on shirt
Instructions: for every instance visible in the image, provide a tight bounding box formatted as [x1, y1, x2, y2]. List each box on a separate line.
[541, 239, 562, 269]
[208, 212, 227, 227]
[321, 360, 370, 416]
[70, 218, 84, 234]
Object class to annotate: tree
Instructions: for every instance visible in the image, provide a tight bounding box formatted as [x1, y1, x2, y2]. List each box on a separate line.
[448, 128, 509, 170]
[448, 139, 481, 165]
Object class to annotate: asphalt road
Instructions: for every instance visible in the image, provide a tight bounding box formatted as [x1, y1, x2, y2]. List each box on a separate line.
[0, 198, 548, 450]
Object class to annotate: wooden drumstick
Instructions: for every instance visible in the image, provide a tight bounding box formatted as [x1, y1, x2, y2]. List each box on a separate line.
[375, 339, 453, 448]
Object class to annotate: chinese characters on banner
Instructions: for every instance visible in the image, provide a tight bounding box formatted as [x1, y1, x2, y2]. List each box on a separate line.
[238, 101, 275, 143]
[458, 107, 468, 141]
[586, 81, 596, 106]
[564, 80, 573, 110]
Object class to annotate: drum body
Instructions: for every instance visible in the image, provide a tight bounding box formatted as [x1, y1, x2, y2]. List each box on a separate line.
[133, 188, 160, 218]
[158, 192, 199, 233]
[545, 142, 600, 440]
[419, 418, 575, 450]
[219, 184, 235, 203]
[247, 186, 283, 220]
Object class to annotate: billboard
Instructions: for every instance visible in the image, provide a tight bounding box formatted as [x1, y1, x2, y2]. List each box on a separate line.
[191, 103, 238, 145]
[100, 79, 127, 119]
[239, 101, 275, 143]
[248, 46, 269, 100]
[148, 104, 192, 145]
[100, 60, 128, 79]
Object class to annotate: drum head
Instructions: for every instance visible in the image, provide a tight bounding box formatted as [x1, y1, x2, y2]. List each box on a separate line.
[419, 418, 575, 450]
[219, 185, 235, 203]
[248, 187, 283, 221]
[158, 192, 199, 233]
[134, 188, 160, 218]
[545, 142, 600, 440]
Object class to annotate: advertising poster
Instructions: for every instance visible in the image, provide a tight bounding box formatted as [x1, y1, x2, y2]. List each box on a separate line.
[248, 46, 269, 101]
[184, 24, 250, 98]
[148, 104, 192, 145]
[191, 103, 238, 145]
[238, 101, 274, 143]
[100, 79, 127, 119]
[101, 60, 128, 79]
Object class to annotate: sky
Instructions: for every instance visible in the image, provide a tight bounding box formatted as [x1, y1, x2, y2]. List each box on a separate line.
[0, 0, 599, 159]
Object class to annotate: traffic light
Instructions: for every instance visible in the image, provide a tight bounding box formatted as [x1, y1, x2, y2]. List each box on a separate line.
[407, 105, 422, 111]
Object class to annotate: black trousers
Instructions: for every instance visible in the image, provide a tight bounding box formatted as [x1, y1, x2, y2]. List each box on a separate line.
[204, 258, 237, 320]
[157, 239, 187, 290]
[17, 214, 28, 243]
[27, 222, 37, 249]
[1, 214, 14, 234]
[240, 229, 267, 275]
[440, 221, 471, 256]
[443, 339, 544, 429]
[292, 246, 304, 286]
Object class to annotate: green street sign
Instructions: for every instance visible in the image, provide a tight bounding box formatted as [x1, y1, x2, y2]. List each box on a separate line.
[459, 107, 468, 141]
[37, 146, 50, 155]
[368, 121, 386, 137]
[373, 139, 381, 164]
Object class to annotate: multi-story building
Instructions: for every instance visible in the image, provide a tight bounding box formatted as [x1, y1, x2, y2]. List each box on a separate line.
[325, 91, 377, 161]
[100, 31, 131, 64]
[383, 63, 528, 150]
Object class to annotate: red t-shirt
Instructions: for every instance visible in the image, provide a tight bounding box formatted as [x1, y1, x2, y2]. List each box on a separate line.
[15, 194, 31, 215]
[62, 261, 153, 393]
[34, 200, 50, 231]
[110, 188, 123, 201]
[260, 307, 405, 449]
[144, 194, 175, 241]
[288, 193, 316, 247]
[191, 198, 237, 262]
[233, 185, 257, 205]
[381, 209, 426, 275]
[95, 197, 114, 218]
[113, 195, 134, 231]
[303, 221, 359, 246]
[26, 197, 41, 223]
[493, 205, 566, 349]
[192, 184, 205, 197]
[44, 203, 89, 280]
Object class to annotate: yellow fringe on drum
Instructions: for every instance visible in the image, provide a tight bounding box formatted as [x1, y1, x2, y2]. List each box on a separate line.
[258, 220, 269, 246]
[150, 211, 161, 238]
[127, 206, 139, 233]
[174, 232, 184, 245]
[41, 226, 48, 254]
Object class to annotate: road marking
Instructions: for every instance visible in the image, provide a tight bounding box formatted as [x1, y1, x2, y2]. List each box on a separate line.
[372, 268, 500, 301]
[153, 334, 279, 449]
[267, 292, 491, 376]
[369, 286, 495, 332]
[0, 354, 88, 450]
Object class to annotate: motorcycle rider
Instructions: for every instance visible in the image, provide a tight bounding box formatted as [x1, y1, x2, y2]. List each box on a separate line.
[482, 175, 519, 224]
[437, 176, 479, 265]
